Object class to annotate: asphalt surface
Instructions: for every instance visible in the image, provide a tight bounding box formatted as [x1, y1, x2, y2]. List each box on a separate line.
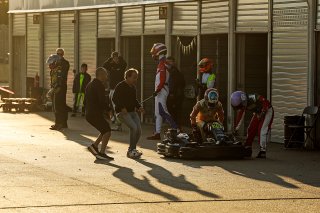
[0, 111, 319, 213]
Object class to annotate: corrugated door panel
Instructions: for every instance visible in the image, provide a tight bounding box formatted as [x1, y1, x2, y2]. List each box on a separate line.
[98, 8, 116, 38]
[201, 35, 229, 127]
[236, 0, 269, 32]
[172, 1, 198, 35]
[121, 6, 142, 36]
[13, 14, 26, 36]
[79, 10, 97, 77]
[317, 0, 320, 29]
[144, 5, 165, 35]
[272, 0, 308, 142]
[44, 13, 59, 90]
[27, 13, 40, 78]
[60, 12, 75, 106]
[201, 0, 229, 34]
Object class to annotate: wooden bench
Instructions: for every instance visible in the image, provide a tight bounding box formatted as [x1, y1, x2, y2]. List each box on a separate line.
[1, 98, 37, 112]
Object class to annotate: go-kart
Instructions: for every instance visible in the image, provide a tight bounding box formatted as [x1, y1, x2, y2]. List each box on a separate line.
[157, 122, 251, 159]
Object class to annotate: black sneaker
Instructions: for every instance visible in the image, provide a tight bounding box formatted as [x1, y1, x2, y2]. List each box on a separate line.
[96, 153, 114, 160]
[244, 147, 253, 157]
[256, 151, 266, 159]
[88, 145, 99, 156]
[50, 124, 63, 130]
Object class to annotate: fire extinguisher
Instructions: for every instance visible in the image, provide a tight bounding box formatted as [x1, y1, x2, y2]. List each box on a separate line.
[34, 72, 40, 88]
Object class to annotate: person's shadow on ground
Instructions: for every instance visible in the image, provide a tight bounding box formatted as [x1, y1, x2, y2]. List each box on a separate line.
[135, 159, 219, 199]
[94, 160, 179, 201]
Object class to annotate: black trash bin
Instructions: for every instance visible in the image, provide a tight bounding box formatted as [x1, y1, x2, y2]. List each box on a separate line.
[284, 115, 305, 148]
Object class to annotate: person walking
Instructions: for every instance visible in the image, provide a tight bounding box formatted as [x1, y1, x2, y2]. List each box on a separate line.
[86, 67, 114, 160]
[112, 68, 144, 159]
[102, 51, 127, 131]
[47, 48, 70, 130]
[71, 63, 91, 117]
[147, 43, 178, 140]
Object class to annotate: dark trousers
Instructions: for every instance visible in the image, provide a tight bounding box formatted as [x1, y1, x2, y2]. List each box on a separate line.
[53, 89, 68, 125]
[167, 96, 183, 128]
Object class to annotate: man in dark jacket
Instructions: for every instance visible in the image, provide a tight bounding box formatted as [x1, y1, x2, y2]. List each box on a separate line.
[48, 48, 70, 130]
[85, 67, 113, 160]
[102, 51, 127, 131]
[71, 63, 91, 117]
[112, 68, 144, 159]
[166, 56, 185, 129]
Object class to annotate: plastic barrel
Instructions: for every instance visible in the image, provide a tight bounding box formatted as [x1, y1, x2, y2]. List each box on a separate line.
[284, 116, 305, 148]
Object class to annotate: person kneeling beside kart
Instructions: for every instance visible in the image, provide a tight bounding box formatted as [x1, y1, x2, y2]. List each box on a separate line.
[190, 88, 225, 144]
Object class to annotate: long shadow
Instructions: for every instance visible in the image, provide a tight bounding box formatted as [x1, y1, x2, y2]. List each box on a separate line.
[36, 112, 320, 189]
[164, 144, 320, 189]
[94, 160, 179, 201]
[135, 159, 219, 199]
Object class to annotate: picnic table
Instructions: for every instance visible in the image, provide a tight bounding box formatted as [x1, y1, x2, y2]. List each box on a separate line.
[0, 98, 37, 112]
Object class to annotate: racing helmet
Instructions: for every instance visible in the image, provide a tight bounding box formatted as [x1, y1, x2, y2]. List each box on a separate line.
[177, 133, 189, 140]
[198, 58, 213, 73]
[230, 91, 247, 109]
[46, 54, 61, 65]
[204, 88, 219, 108]
[150, 43, 167, 60]
[177, 133, 190, 144]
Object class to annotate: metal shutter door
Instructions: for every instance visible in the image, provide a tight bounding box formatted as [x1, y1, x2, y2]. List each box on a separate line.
[272, 0, 308, 142]
[13, 14, 26, 36]
[44, 13, 59, 90]
[27, 13, 40, 78]
[144, 5, 165, 35]
[60, 12, 75, 106]
[121, 6, 142, 36]
[79, 10, 97, 77]
[98, 8, 116, 38]
[201, 0, 229, 34]
[172, 1, 198, 36]
[236, 0, 269, 32]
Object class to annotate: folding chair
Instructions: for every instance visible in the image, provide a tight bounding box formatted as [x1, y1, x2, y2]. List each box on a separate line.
[285, 106, 319, 148]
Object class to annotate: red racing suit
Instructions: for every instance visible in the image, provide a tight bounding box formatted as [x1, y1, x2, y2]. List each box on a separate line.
[154, 56, 178, 133]
[234, 94, 274, 151]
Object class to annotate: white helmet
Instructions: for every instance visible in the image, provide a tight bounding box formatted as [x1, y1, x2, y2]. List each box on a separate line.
[177, 133, 189, 140]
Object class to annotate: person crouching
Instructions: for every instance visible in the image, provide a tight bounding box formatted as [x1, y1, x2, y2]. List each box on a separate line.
[190, 88, 224, 144]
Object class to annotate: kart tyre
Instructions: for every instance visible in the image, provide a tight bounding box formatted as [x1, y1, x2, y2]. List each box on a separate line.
[165, 143, 180, 158]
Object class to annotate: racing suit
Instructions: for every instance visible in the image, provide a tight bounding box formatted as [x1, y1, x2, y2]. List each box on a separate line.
[154, 56, 178, 134]
[196, 70, 216, 101]
[50, 57, 69, 127]
[234, 94, 274, 151]
[190, 99, 224, 142]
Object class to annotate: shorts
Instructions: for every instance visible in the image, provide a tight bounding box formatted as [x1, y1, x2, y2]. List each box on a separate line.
[86, 114, 111, 135]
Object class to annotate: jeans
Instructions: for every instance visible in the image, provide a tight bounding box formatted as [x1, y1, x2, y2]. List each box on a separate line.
[117, 111, 141, 150]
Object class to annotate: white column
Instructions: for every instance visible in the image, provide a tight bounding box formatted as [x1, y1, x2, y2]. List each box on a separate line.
[165, 3, 173, 56]
[8, 13, 13, 90]
[227, 0, 237, 131]
[267, 0, 273, 101]
[308, 0, 316, 106]
[115, 7, 121, 52]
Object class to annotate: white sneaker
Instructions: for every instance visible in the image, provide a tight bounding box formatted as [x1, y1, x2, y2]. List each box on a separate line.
[127, 149, 143, 159]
